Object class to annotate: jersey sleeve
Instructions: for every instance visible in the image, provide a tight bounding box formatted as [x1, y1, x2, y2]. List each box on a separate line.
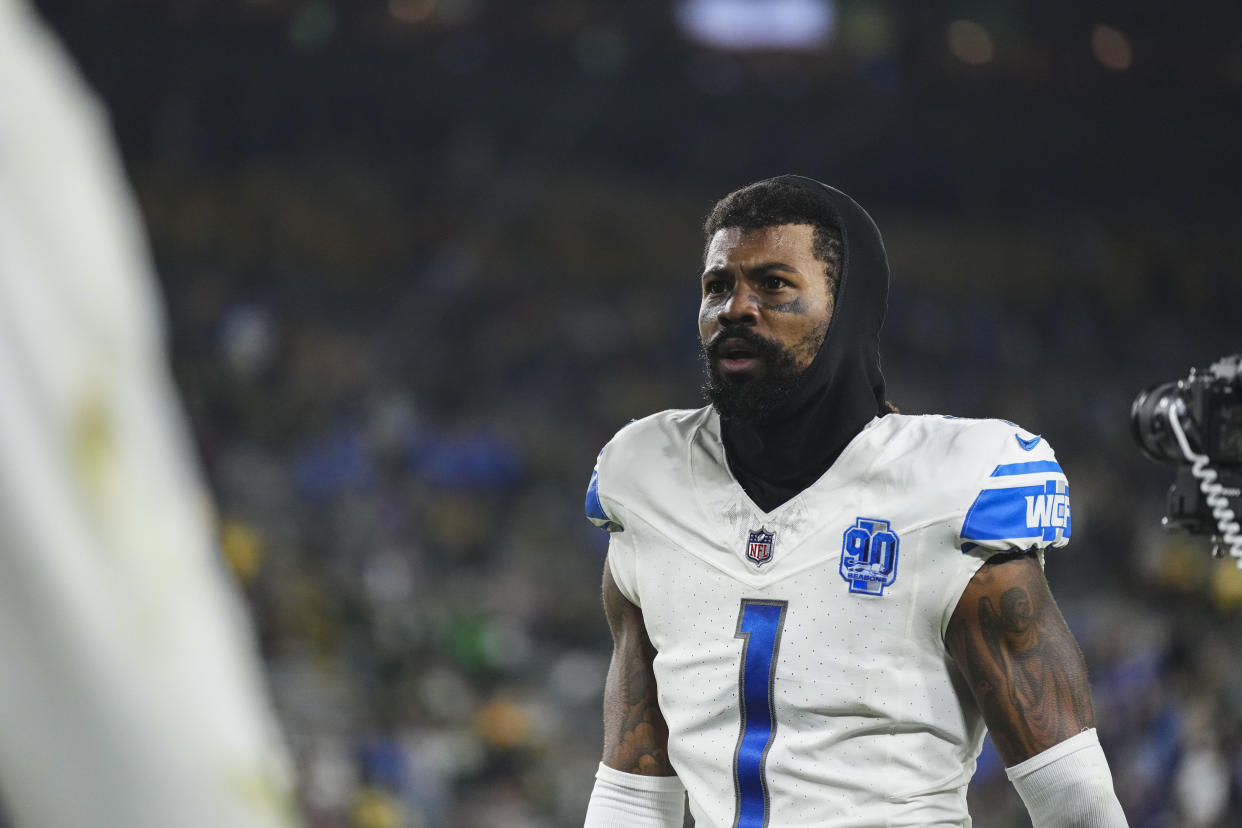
[958, 426, 1071, 556]
[584, 444, 643, 605]
[584, 456, 624, 533]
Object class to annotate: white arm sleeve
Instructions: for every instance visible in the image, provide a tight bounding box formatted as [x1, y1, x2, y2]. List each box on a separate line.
[1005, 729, 1128, 827]
[584, 763, 685, 828]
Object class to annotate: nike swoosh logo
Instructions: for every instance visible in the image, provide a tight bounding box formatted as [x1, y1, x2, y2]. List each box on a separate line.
[1015, 433, 1042, 451]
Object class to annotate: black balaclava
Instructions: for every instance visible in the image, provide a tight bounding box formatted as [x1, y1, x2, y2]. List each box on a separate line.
[716, 175, 890, 512]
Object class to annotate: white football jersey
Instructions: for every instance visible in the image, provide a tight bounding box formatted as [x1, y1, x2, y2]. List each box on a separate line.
[586, 408, 1070, 828]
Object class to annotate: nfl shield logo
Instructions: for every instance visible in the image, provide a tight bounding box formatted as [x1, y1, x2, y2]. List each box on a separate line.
[746, 528, 775, 567]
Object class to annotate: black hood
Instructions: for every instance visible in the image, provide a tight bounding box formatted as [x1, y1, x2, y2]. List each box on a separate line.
[720, 175, 890, 511]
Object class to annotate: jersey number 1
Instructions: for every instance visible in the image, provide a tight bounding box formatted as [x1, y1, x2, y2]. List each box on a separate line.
[733, 599, 788, 828]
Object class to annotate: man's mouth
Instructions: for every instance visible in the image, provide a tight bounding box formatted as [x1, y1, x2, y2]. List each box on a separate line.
[714, 338, 763, 375]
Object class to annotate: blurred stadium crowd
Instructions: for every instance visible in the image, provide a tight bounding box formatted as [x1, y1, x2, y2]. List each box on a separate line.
[32, 0, 1242, 825]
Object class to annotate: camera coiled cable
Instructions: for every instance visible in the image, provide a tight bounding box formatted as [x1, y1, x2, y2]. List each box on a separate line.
[1169, 403, 1242, 565]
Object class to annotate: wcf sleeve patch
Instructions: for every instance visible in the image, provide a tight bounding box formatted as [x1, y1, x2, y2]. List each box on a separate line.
[960, 475, 1070, 551]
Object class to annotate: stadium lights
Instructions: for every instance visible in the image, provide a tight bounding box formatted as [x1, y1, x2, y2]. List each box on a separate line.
[946, 19, 993, 66]
[390, 0, 436, 24]
[675, 0, 837, 52]
[1092, 25, 1133, 71]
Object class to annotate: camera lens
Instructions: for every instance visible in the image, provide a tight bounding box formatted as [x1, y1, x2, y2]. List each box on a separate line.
[1131, 382, 1194, 464]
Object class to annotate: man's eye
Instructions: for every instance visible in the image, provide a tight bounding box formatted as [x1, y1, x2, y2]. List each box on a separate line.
[704, 280, 728, 295]
[761, 276, 788, 290]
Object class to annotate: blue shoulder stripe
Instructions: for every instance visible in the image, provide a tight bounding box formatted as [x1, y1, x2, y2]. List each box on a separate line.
[585, 469, 608, 521]
[962, 479, 1071, 544]
[990, 460, 1064, 477]
[585, 468, 622, 532]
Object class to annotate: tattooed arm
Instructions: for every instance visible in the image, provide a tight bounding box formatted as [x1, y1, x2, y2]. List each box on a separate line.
[600, 557, 674, 775]
[945, 551, 1094, 765]
[946, 551, 1128, 825]
[583, 559, 683, 827]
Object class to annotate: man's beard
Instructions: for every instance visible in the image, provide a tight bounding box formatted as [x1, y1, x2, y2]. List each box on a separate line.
[701, 328, 808, 424]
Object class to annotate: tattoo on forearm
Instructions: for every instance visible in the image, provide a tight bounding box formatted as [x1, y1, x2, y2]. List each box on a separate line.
[947, 561, 1094, 762]
[601, 568, 673, 775]
[603, 625, 671, 774]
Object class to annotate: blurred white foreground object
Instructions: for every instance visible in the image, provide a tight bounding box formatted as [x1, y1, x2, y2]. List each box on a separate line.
[0, 0, 299, 825]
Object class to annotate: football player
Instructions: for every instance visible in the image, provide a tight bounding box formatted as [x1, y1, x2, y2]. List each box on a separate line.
[582, 176, 1126, 827]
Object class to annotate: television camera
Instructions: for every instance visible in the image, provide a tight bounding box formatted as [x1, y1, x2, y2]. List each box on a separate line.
[1131, 354, 1242, 564]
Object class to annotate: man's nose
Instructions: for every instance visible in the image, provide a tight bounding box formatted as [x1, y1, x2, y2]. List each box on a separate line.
[719, 284, 759, 325]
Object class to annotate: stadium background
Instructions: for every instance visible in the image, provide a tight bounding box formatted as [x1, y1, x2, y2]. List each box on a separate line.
[33, 0, 1242, 825]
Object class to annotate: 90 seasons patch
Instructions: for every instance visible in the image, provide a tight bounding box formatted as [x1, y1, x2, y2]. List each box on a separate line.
[840, 517, 900, 596]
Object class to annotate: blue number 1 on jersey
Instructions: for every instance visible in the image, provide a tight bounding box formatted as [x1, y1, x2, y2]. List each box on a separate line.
[733, 599, 788, 828]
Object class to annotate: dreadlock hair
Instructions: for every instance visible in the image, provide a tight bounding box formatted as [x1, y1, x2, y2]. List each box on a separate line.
[703, 178, 844, 293]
